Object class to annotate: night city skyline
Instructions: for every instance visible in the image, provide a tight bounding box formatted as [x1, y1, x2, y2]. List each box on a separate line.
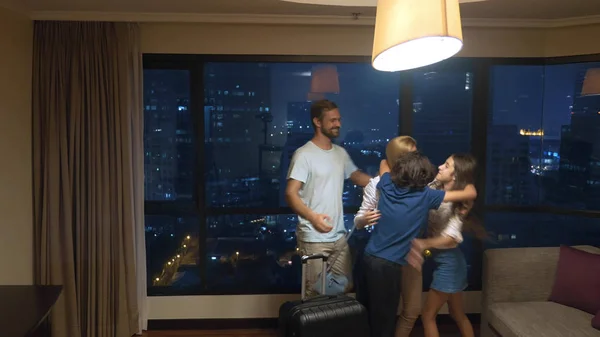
[142, 61, 600, 294]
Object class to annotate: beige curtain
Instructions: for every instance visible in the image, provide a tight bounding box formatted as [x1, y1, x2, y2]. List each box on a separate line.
[32, 21, 146, 337]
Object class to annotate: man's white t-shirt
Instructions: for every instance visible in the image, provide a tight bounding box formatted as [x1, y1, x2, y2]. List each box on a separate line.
[287, 141, 358, 243]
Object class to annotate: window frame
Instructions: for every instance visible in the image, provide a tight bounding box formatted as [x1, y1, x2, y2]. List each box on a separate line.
[144, 53, 600, 296]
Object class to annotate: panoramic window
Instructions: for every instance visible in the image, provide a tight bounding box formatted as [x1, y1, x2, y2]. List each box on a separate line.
[143, 57, 600, 296]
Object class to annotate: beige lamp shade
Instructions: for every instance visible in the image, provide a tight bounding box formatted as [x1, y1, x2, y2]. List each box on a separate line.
[307, 92, 326, 101]
[310, 65, 340, 94]
[581, 68, 600, 96]
[372, 0, 463, 72]
[279, 0, 486, 6]
[280, 0, 375, 5]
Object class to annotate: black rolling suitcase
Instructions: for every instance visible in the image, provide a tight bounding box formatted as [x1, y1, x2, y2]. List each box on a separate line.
[278, 253, 370, 337]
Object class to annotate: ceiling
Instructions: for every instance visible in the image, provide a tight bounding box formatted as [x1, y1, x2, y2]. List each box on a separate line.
[3, 0, 600, 21]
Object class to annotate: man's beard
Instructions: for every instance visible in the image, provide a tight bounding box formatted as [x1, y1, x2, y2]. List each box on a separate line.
[323, 128, 340, 139]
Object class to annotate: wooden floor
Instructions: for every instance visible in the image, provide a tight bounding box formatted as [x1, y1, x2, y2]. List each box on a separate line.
[143, 324, 480, 337]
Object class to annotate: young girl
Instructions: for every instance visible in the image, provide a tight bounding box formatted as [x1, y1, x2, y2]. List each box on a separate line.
[407, 154, 487, 337]
[354, 136, 423, 337]
[360, 152, 477, 337]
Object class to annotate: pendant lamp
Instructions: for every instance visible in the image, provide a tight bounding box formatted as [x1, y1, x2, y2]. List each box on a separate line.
[280, 0, 375, 5]
[278, 0, 485, 5]
[581, 68, 600, 96]
[372, 0, 463, 72]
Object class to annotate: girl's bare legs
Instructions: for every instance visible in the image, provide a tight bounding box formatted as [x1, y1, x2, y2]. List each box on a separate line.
[421, 289, 449, 337]
[395, 265, 422, 337]
[448, 292, 474, 337]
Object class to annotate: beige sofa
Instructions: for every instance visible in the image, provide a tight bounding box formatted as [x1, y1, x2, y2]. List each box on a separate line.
[481, 245, 600, 337]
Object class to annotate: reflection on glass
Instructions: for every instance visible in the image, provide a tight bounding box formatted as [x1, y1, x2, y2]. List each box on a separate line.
[412, 69, 473, 166]
[203, 62, 401, 208]
[409, 68, 477, 290]
[143, 69, 194, 201]
[549, 63, 600, 211]
[145, 215, 200, 289]
[204, 213, 373, 294]
[205, 214, 300, 293]
[488, 63, 600, 210]
[488, 65, 544, 206]
[484, 212, 600, 249]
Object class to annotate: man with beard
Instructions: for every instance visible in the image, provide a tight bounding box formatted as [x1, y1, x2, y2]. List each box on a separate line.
[286, 99, 371, 297]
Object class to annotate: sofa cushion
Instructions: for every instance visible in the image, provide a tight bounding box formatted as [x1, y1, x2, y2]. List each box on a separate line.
[549, 245, 600, 314]
[488, 302, 600, 337]
[593, 311, 600, 330]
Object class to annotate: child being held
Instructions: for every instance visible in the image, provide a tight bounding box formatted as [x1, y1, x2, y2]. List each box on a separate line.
[358, 151, 477, 337]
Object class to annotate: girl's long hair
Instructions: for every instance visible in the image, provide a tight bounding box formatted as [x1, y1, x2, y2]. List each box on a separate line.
[449, 153, 489, 240]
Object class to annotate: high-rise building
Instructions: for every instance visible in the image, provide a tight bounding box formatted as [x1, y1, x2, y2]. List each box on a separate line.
[486, 125, 536, 205]
[204, 63, 272, 207]
[558, 70, 600, 208]
[412, 71, 473, 166]
[144, 70, 191, 200]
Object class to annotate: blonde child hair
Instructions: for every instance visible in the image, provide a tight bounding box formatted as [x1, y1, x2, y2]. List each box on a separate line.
[386, 136, 417, 164]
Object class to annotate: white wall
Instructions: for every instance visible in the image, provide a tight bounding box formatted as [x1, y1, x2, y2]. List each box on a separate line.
[0, 7, 33, 285]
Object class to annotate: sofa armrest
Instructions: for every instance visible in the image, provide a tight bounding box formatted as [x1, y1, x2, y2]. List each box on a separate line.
[481, 247, 561, 337]
[482, 247, 561, 305]
[482, 245, 600, 305]
[480, 245, 600, 337]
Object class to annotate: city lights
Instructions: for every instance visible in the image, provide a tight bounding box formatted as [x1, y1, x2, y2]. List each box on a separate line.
[153, 234, 194, 286]
[519, 129, 544, 136]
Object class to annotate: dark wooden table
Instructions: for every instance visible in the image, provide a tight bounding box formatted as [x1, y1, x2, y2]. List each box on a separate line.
[0, 285, 62, 337]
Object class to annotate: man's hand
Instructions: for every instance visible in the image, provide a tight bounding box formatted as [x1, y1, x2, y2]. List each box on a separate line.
[287, 179, 332, 233]
[362, 209, 381, 226]
[310, 214, 333, 233]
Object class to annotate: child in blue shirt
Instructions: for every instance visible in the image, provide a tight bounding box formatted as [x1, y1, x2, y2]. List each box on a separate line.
[360, 151, 477, 337]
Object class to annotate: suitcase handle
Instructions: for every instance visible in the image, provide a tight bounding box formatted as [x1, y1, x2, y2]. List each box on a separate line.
[302, 294, 338, 303]
[301, 254, 328, 264]
[300, 253, 327, 300]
